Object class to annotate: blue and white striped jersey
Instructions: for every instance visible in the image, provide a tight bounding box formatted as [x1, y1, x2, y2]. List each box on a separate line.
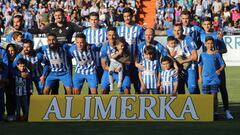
[140, 59, 161, 89]
[161, 69, 177, 94]
[82, 21, 91, 28]
[82, 27, 107, 46]
[177, 35, 197, 55]
[137, 40, 169, 62]
[166, 25, 203, 49]
[14, 71, 31, 96]
[13, 52, 45, 78]
[39, 44, 71, 72]
[82, 27, 106, 66]
[68, 44, 96, 75]
[117, 24, 144, 62]
[183, 25, 203, 49]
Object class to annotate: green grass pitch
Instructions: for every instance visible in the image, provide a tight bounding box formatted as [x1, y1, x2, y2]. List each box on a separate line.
[1, 67, 240, 135]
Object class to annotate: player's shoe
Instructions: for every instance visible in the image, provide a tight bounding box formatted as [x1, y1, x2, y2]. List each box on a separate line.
[225, 110, 234, 120]
[7, 115, 16, 122]
[214, 112, 219, 120]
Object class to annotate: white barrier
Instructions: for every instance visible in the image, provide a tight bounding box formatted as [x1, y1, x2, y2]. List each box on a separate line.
[222, 36, 240, 66]
[1, 35, 240, 66]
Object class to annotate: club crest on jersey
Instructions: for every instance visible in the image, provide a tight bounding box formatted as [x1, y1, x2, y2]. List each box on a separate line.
[59, 29, 62, 33]
[66, 27, 69, 30]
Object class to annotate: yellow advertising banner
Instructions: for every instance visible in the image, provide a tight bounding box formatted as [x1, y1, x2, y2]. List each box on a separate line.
[28, 95, 213, 122]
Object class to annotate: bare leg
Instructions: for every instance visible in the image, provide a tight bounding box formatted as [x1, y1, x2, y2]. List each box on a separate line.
[65, 86, 72, 95]
[44, 87, 51, 95]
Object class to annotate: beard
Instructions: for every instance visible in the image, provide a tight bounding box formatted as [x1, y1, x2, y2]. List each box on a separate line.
[49, 43, 58, 51]
[25, 50, 32, 55]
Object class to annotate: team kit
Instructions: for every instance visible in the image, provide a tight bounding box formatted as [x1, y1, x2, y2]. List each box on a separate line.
[0, 8, 234, 121]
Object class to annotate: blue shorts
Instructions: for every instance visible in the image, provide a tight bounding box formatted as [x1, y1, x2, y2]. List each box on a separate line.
[101, 71, 131, 92]
[73, 73, 98, 89]
[45, 71, 73, 87]
[202, 85, 219, 94]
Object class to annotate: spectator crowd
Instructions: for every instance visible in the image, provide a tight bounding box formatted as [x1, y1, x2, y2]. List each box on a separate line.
[0, 0, 140, 36]
[155, 0, 240, 34]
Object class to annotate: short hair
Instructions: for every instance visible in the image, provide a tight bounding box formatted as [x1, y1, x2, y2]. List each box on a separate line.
[107, 26, 117, 33]
[173, 23, 183, 31]
[12, 31, 22, 40]
[161, 56, 173, 63]
[54, 8, 64, 14]
[123, 7, 133, 16]
[144, 45, 156, 59]
[75, 33, 86, 40]
[17, 58, 27, 65]
[202, 17, 212, 22]
[167, 36, 176, 42]
[89, 12, 99, 19]
[6, 43, 17, 51]
[205, 36, 214, 42]
[181, 10, 190, 16]
[22, 39, 34, 47]
[47, 33, 57, 38]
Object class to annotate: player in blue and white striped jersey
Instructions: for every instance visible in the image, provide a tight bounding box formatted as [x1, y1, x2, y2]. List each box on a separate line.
[13, 40, 47, 95]
[6, 14, 33, 42]
[137, 28, 169, 62]
[138, 46, 161, 94]
[166, 11, 203, 49]
[173, 24, 199, 94]
[160, 56, 178, 95]
[68, 33, 98, 94]
[38, 33, 72, 95]
[136, 28, 179, 76]
[117, 8, 145, 94]
[100, 27, 131, 94]
[82, 13, 107, 49]
[14, 58, 31, 121]
[82, 12, 106, 81]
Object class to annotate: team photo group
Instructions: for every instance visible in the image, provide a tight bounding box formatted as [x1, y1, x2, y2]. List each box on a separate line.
[0, 2, 237, 122]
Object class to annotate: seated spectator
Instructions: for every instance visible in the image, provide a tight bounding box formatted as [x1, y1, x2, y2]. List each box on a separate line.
[224, 21, 236, 35]
[212, 15, 221, 31]
[109, 0, 118, 9]
[90, 2, 99, 13]
[81, 5, 90, 17]
[231, 8, 240, 23]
